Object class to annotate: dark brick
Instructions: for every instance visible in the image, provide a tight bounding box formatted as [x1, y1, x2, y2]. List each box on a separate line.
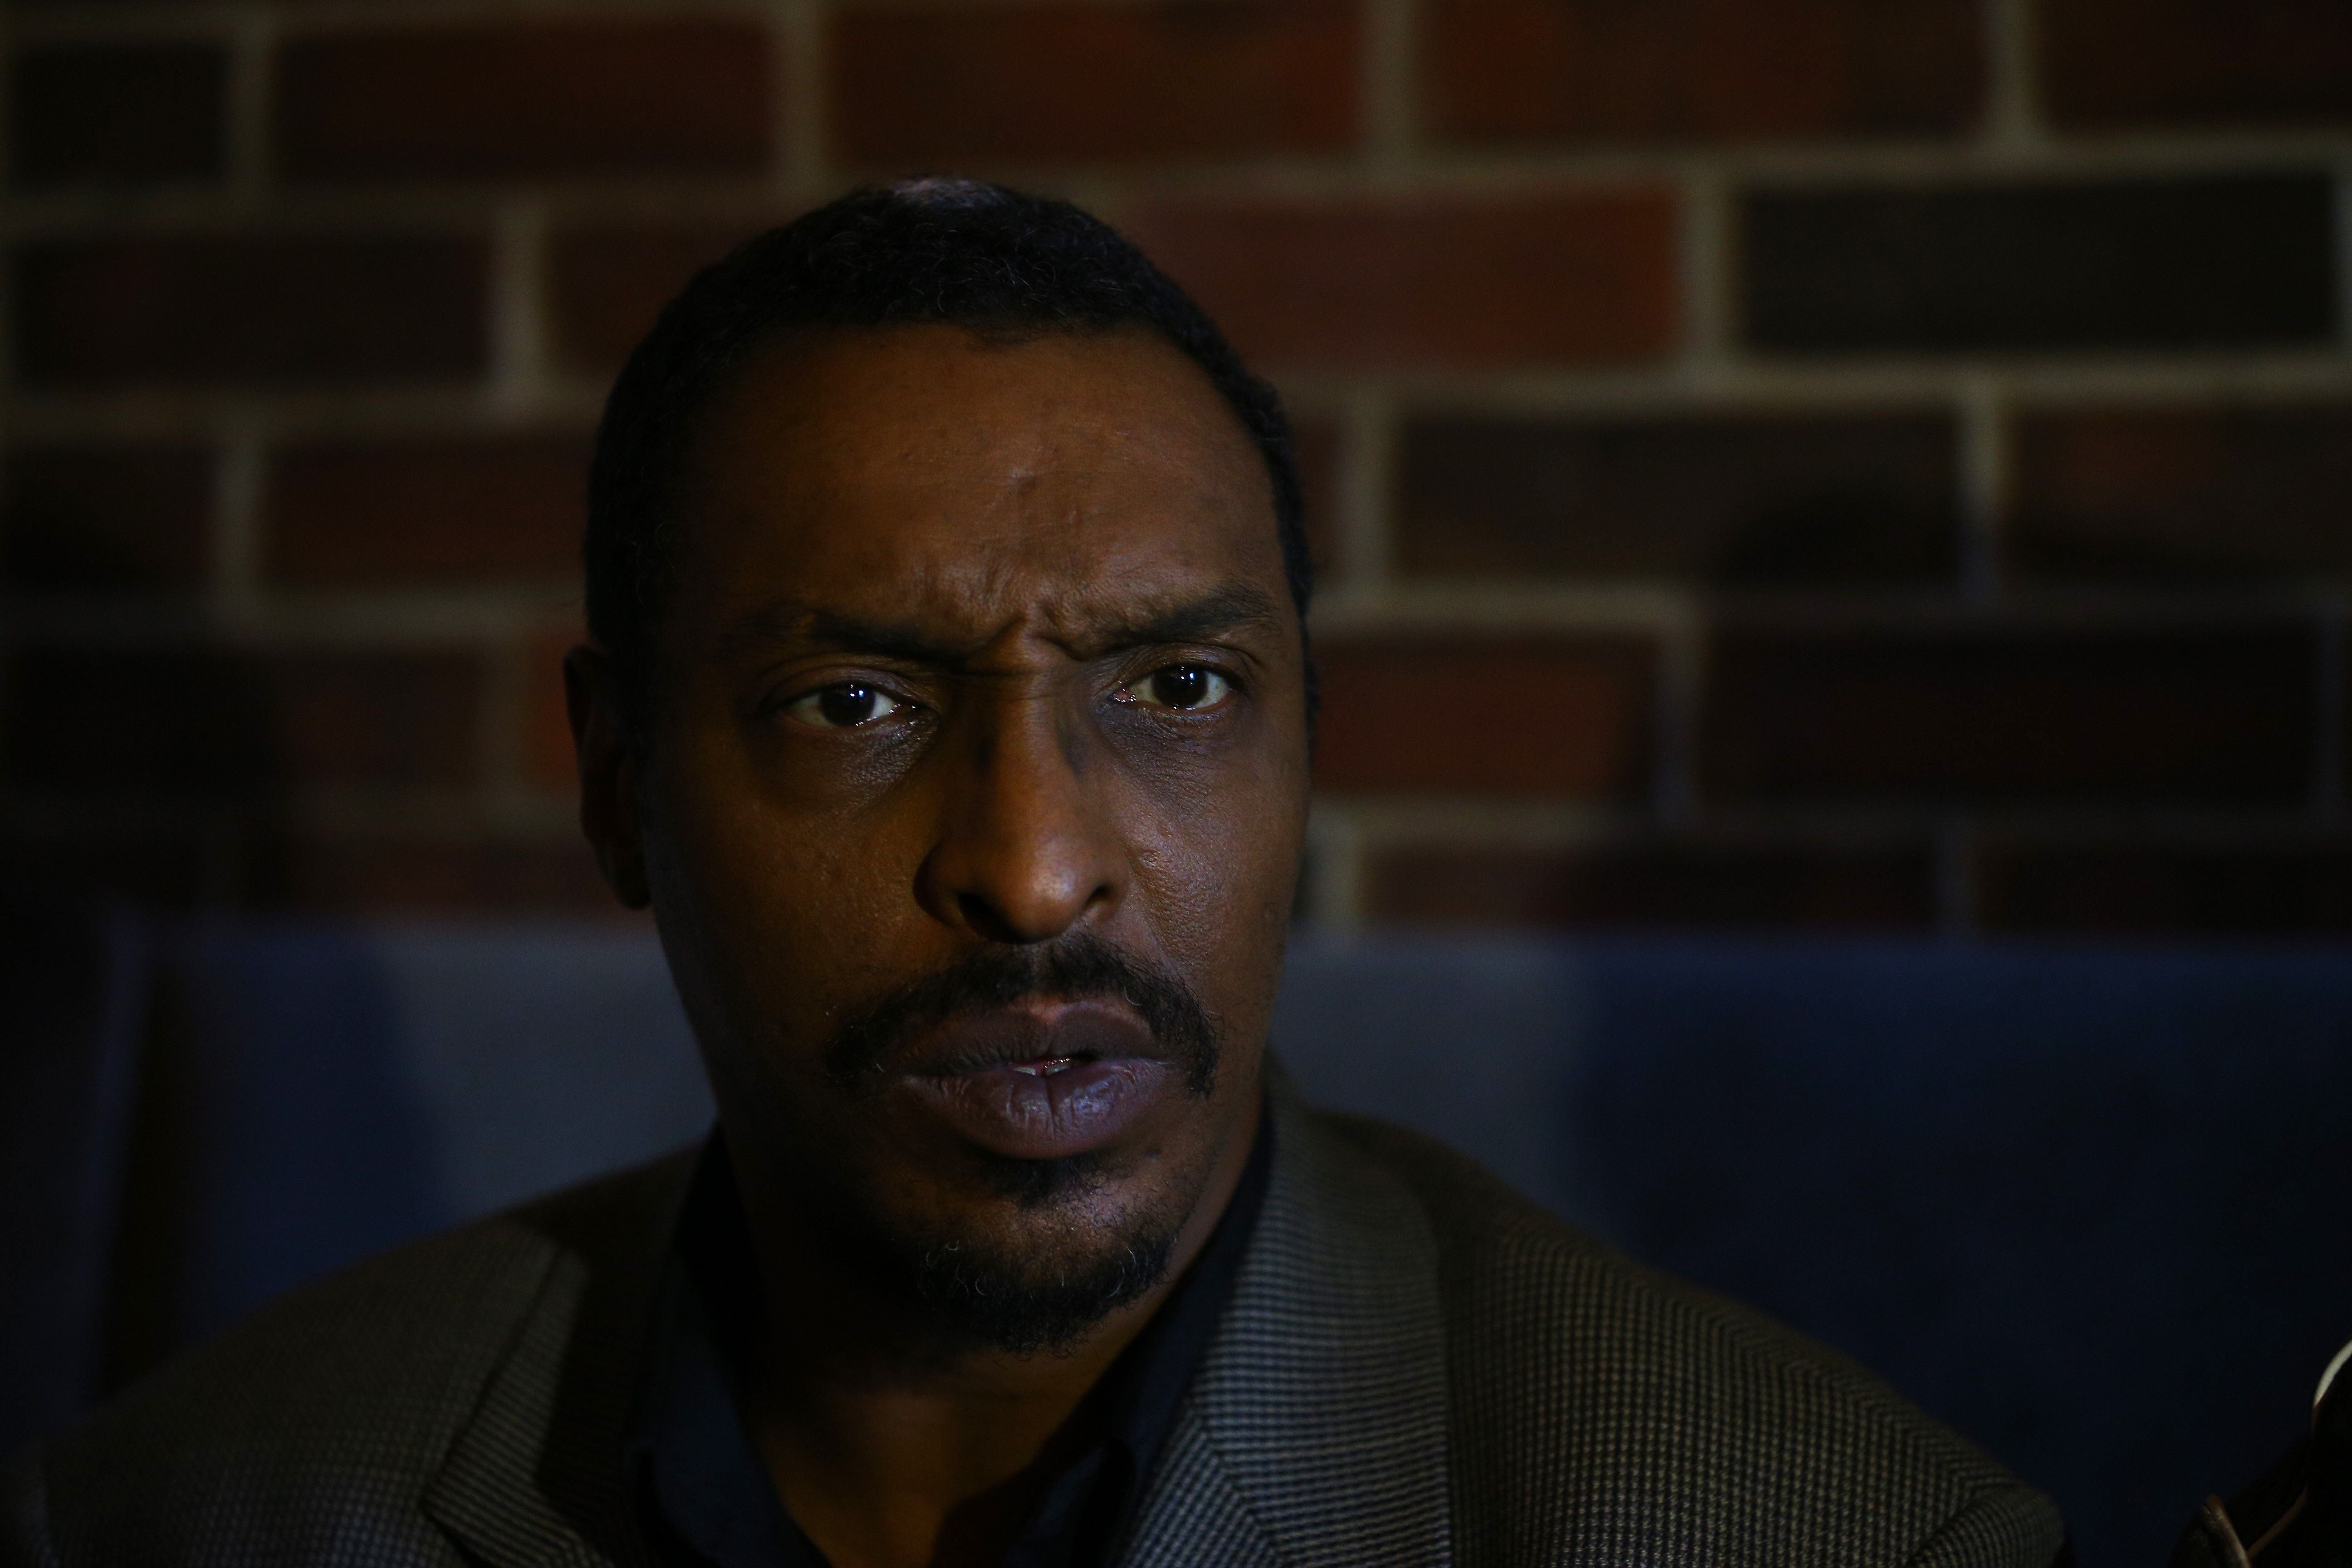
[275, 21, 773, 183]
[1980, 839, 2352, 933]
[1124, 190, 1678, 368]
[255, 834, 618, 915]
[1313, 636, 1655, 796]
[832, 2, 1357, 165]
[547, 221, 767, 374]
[1426, 0, 1980, 146]
[1398, 411, 1958, 584]
[13, 234, 488, 388]
[2, 645, 481, 796]
[2010, 405, 2352, 583]
[1366, 838, 1936, 928]
[1742, 174, 2337, 354]
[10, 42, 225, 188]
[267, 435, 588, 587]
[4, 446, 212, 590]
[2043, 0, 2352, 130]
[1290, 416, 1345, 579]
[1702, 624, 2316, 805]
[524, 623, 583, 794]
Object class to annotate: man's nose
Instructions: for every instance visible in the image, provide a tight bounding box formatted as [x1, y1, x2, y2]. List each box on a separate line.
[914, 692, 1122, 946]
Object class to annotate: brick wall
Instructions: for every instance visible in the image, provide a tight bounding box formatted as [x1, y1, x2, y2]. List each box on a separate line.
[3, 0, 2349, 934]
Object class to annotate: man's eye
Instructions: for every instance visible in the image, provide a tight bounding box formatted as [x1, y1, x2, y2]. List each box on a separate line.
[785, 682, 902, 730]
[1130, 664, 1231, 712]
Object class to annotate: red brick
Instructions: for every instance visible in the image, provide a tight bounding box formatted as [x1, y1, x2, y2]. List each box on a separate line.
[4, 446, 213, 591]
[274, 21, 773, 183]
[829, 2, 1357, 165]
[2, 645, 481, 795]
[1398, 412, 1957, 584]
[1312, 636, 1655, 796]
[267, 435, 588, 588]
[1979, 839, 2352, 933]
[1123, 190, 1677, 369]
[10, 42, 225, 187]
[13, 234, 488, 388]
[2010, 405, 2352, 582]
[2043, 0, 2352, 130]
[1426, 0, 1980, 146]
[1366, 839, 1935, 929]
[1701, 624, 2315, 806]
[548, 221, 767, 375]
[256, 834, 619, 915]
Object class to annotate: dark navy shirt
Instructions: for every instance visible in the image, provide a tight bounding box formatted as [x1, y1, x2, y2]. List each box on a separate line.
[627, 1123, 1273, 1568]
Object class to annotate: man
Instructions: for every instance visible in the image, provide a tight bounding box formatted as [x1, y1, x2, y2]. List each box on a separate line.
[2, 180, 2064, 1567]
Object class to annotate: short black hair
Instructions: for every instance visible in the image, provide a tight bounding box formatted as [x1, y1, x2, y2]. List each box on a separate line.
[584, 177, 1313, 705]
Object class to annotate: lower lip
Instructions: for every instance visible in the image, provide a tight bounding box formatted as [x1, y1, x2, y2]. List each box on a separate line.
[900, 1057, 1176, 1161]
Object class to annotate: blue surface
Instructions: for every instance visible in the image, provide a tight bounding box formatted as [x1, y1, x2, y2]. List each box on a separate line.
[17, 921, 2352, 1565]
[1275, 933, 2352, 1568]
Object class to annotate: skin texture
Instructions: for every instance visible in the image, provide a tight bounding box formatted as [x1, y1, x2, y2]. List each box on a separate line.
[566, 323, 1312, 1568]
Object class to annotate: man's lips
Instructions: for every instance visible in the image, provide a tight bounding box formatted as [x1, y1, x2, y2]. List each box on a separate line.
[886, 1000, 1181, 1161]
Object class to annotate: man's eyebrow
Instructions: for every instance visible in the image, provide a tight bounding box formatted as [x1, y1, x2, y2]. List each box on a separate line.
[715, 583, 1289, 666]
[1086, 583, 1289, 652]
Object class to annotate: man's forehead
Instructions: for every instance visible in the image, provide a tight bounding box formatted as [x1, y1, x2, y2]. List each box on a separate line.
[673, 324, 1289, 653]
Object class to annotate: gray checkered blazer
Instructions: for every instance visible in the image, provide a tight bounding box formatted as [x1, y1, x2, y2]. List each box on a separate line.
[3, 1086, 2064, 1566]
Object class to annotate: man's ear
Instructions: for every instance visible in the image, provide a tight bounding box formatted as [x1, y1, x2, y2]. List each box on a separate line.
[564, 645, 652, 910]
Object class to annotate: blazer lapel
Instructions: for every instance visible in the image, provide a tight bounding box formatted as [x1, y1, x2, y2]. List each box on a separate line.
[423, 1154, 696, 1568]
[1121, 1085, 1455, 1567]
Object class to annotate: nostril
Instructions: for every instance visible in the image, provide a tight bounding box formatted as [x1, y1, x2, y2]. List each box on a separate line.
[956, 892, 1022, 944]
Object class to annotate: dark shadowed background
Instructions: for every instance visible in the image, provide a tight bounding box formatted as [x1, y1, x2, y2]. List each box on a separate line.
[5, 2, 2352, 1563]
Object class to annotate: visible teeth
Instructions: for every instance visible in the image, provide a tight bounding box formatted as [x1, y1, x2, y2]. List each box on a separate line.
[1009, 1056, 1076, 1077]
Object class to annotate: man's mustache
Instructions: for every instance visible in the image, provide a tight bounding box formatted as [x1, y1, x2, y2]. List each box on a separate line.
[821, 933, 1221, 1097]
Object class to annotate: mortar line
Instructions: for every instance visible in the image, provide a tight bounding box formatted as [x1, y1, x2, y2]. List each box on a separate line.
[1305, 803, 1367, 930]
[224, 4, 275, 211]
[777, 0, 829, 200]
[1335, 386, 1395, 589]
[1981, 0, 2045, 152]
[1956, 375, 2009, 603]
[209, 417, 269, 634]
[486, 198, 550, 416]
[1675, 160, 1734, 382]
[1361, 0, 1416, 169]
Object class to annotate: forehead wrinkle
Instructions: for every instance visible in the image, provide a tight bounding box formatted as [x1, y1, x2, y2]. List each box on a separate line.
[713, 579, 1287, 671]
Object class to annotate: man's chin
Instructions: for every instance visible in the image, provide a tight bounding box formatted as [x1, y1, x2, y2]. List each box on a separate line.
[901, 1216, 1178, 1358]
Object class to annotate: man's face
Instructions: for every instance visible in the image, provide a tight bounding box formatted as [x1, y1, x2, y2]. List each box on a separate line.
[589, 323, 1310, 1349]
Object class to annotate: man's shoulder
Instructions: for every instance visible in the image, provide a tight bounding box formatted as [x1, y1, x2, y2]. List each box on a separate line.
[1306, 1108, 2066, 1566]
[5, 1150, 694, 1568]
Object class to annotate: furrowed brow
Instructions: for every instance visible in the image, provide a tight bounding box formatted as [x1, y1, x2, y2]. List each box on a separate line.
[1084, 584, 1289, 655]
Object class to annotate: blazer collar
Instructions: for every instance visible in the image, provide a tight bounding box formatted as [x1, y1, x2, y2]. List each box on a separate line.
[1119, 1081, 1455, 1567]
